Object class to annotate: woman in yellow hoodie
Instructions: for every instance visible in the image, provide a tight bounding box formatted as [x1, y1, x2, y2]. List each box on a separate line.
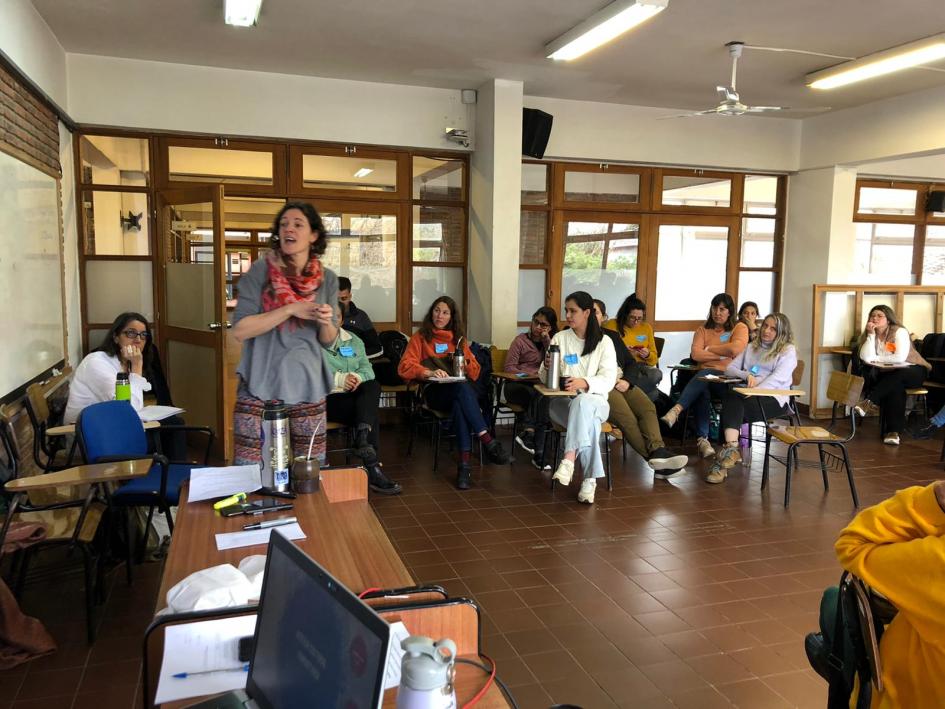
[833, 481, 945, 708]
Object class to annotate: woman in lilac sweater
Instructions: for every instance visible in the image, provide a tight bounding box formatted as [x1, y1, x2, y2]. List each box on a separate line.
[705, 313, 798, 484]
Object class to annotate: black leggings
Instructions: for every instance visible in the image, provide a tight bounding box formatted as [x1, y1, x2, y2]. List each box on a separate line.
[326, 379, 382, 449]
[865, 364, 927, 434]
[718, 388, 788, 433]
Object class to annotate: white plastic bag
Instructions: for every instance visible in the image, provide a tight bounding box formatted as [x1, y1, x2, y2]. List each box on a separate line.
[161, 555, 267, 614]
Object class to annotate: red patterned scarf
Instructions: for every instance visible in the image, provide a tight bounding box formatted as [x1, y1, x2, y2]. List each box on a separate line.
[261, 251, 324, 329]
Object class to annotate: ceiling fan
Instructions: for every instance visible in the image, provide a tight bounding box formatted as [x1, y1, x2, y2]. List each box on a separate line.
[663, 41, 828, 118]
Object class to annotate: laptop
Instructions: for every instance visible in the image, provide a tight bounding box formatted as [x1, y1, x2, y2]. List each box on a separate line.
[193, 530, 391, 709]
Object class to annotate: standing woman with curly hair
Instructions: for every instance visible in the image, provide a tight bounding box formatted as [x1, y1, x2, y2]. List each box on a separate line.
[232, 202, 339, 465]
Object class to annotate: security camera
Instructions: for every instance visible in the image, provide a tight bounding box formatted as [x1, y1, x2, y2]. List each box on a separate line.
[445, 128, 470, 148]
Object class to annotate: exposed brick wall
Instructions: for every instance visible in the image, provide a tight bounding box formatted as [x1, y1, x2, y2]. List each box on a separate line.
[0, 62, 61, 177]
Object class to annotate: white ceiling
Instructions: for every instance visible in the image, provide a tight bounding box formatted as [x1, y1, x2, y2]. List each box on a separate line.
[32, 0, 945, 116]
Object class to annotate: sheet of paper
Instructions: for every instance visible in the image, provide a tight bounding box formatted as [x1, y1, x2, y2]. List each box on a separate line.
[215, 522, 306, 551]
[138, 405, 185, 422]
[383, 621, 411, 690]
[154, 614, 258, 704]
[188, 465, 262, 502]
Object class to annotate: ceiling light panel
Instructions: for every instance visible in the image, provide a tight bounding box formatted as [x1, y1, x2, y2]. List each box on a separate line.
[546, 0, 668, 62]
[225, 0, 263, 27]
[807, 34, 945, 89]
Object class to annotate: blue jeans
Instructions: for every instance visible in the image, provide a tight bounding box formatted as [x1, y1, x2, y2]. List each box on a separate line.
[423, 381, 488, 452]
[930, 403, 945, 428]
[676, 370, 730, 439]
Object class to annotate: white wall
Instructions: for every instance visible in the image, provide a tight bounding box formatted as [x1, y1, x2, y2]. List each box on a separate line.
[801, 84, 945, 169]
[526, 96, 801, 172]
[858, 153, 945, 181]
[67, 54, 472, 151]
[0, 0, 67, 109]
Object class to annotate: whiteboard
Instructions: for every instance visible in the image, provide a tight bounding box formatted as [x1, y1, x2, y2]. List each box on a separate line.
[0, 148, 65, 398]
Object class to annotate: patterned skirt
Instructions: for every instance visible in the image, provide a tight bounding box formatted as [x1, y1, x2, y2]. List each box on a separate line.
[233, 395, 327, 465]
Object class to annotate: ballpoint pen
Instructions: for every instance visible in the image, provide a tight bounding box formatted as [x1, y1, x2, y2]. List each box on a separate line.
[243, 516, 297, 531]
[173, 663, 249, 679]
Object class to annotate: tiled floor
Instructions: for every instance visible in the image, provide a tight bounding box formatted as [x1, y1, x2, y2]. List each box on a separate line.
[2, 416, 942, 708]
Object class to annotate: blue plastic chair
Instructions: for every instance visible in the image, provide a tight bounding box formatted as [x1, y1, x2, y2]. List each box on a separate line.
[76, 401, 213, 581]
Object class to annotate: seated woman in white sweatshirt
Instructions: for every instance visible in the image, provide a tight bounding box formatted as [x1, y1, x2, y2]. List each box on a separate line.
[538, 291, 617, 504]
[704, 312, 798, 484]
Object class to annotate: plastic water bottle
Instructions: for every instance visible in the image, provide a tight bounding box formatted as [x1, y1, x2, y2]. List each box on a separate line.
[115, 372, 131, 401]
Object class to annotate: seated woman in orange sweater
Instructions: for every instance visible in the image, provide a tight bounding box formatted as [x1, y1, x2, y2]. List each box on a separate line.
[398, 296, 511, 490]
[660, 293, 749, 459]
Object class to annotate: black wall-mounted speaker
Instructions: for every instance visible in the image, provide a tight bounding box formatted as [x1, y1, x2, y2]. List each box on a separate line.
[522, 108, 553, 159]
[927, 190, 945, 212]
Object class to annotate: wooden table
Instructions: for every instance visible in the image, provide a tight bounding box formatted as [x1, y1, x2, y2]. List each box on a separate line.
[533, 383, 576, 397]
[151, 467, 511, 708]
[47, 420, 160, 437]
[4, 458, 153, 491]
[157, 468, 413, 604]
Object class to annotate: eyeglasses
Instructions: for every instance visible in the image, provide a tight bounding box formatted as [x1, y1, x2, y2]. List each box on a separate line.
[121, 329, 149, 341]
[627, 315, 645, 323]
[532, 320, 551, 329]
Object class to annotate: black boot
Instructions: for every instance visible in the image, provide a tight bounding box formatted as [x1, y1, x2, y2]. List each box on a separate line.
[366, 464, 401, 495]
[456, 462, 472, 490]
[354, 425, 374, 457]
[483, 438, 511, 464]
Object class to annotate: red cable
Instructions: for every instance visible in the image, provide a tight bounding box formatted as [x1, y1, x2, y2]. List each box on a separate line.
[358, 587, 382, 599]
[461, 653, 496, 709]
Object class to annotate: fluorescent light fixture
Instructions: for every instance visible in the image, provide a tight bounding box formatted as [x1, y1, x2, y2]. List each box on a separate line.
[225, 0, 263, 27]
[807, 34, 945, 89]
[353, 167, 374, 178]
[545, 0, 667, 61]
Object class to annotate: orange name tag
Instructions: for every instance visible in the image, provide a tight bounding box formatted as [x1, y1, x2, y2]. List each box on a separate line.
[884, 341, 897, 353]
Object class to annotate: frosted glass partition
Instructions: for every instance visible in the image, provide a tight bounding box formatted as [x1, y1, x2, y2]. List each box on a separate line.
[86, 260, 153, 323]
[654, 330, 695, 394]
[517, 270, 546, 322]
[821, 291, 855, 347]
[902, 293, 937, 337]
[654, 224, 727, 320]
[167, 340, 217, 431]
[412, 267, 463, 321]
[738, 271, 774, 318]
[86, 329, 109, 355]
[166, 262, 214, 330]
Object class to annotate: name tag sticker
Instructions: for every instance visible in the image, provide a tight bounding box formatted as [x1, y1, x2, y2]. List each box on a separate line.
[884, 341, 897, 353]
[635, 335, 647, 342]
[749, 365, 760, 375]
[339, 346, 354, 357]
[720, 332, 731, 343]
[564, 353, 579, 365]
[434, 343, 448, 354]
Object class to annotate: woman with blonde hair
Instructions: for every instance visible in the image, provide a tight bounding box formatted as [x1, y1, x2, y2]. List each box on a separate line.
[704, 312, 798, 484]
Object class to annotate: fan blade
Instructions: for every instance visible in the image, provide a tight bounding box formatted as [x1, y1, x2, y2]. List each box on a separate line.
[658, 108, 722, 120]
[745, 106, 790, 112]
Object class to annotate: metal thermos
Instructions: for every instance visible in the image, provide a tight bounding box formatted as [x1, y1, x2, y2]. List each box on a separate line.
[396, 636, 457, 709]
[546, 344, 561, 390]
[452, 351, 466, 378]
[261, 400, 291, 491]
[115, 372, 131, 401]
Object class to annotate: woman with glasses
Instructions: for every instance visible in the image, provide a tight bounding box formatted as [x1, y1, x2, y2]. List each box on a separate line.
[603, 293, 662, 399]
[504, 306, 558, 468]
[65, 312, 166, 423]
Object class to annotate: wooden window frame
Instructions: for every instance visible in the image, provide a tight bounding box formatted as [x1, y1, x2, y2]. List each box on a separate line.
[554, 162, 652, 212]
[156, 136, 287, 195]
[653, 168, 742, 215]
[288, 145, 409, 201]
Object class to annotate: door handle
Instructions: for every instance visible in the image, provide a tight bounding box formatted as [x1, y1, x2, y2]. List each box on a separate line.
[208, 321, 232, 330]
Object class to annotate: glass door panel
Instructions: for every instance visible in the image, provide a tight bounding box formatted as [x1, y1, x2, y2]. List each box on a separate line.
[158, 186, 228, 460]
[654, 222, 730, 321]
[560, 214, 639, 312]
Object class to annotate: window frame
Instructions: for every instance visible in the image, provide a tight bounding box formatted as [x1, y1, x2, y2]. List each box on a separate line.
[156, 136, 287, 195]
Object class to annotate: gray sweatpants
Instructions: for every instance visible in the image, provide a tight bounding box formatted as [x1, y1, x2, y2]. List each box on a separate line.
[549, 394, 610, 479]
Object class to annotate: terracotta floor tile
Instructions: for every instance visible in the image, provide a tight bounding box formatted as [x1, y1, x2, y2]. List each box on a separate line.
[15, 667, 83, 701]
[503, 627, 562, 656]
[640, 658, 710, 694]
[762, 668, 828, 706]
[717, 678, 794, 708]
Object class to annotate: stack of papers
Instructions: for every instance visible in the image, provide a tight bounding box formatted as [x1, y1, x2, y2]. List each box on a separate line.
[138, 405, 185, 422]
[189, 465, 262, 503]
[215, 523, 306, 551]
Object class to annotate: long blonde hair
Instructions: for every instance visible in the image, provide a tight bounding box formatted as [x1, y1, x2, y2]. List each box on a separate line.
[753, 313, 794, 361]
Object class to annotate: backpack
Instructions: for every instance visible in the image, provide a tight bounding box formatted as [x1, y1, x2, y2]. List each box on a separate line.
[374, 330, 409, 386]
[468, 342, 494, 423]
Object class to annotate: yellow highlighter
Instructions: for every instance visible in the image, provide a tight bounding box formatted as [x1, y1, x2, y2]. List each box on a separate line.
[213, 492, 247, 510]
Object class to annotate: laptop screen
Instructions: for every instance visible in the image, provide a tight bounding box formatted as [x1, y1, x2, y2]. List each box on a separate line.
[247, 531, 390, 709]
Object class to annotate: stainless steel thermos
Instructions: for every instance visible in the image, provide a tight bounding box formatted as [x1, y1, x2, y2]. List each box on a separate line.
[452, 351, 466, 378]
[546, 344, 561, 390]
[261, 400, 291, 491]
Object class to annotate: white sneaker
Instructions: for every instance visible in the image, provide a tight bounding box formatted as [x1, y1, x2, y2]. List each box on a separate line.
[883, 432, 900, 446]
[578, 478, 596, 504]
[696, 437, 715, 459]
[552, 459, 574, 486]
